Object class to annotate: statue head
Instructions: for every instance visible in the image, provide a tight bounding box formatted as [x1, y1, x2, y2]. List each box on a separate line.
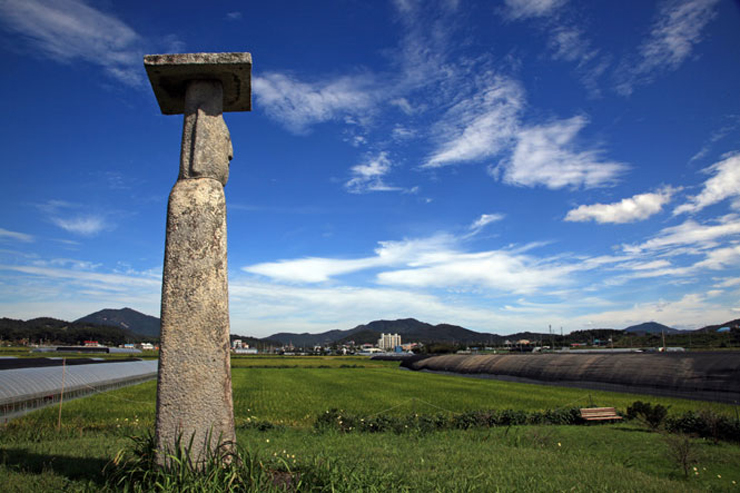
[179, 80, 233, 186]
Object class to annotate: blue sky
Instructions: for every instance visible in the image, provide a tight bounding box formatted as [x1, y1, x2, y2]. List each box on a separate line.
[1, 0, 739, 337]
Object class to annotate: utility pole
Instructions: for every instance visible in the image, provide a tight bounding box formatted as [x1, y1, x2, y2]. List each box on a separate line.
[661, 328, 666, 352]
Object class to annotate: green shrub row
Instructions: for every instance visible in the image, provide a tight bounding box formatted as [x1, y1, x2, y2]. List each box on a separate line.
[314, 407, 586, 434]
[624, 401, 740, 443]
[666, 410, 740, 443]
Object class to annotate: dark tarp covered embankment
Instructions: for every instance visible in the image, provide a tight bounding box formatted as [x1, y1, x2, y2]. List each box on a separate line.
[402, 353, 740, 403]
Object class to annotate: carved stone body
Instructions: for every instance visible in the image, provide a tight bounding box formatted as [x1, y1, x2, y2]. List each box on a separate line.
[154, 80, 236, 462]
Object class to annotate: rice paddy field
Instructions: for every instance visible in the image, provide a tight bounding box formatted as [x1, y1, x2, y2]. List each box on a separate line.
[2, 354, 740, 491]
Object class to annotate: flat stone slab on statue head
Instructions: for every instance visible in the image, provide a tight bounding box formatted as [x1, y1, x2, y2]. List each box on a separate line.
[144, 52, 252, 115]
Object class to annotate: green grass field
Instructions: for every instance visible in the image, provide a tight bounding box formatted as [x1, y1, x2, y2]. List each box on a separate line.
[2, 356, 739, 491]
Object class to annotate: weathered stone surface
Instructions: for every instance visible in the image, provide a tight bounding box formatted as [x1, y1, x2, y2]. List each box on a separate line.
[144, 52, 252, 114]
[155, 177, 235, 461]
[179, 81, 233, 186]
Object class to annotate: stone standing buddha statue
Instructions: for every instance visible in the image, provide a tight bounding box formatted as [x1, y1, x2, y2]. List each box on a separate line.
[144, 53, 251, 465]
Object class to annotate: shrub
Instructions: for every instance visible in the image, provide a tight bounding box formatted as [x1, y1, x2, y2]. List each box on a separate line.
[626, 401, 669, 430]
[666, 410, 740, 444]
[314, 407, 590, 435]
[662, 432, 698, 479]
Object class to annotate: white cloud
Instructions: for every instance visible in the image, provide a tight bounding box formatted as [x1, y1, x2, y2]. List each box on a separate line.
[713, 277, 740, 289]
[617, 0, 720, 95]
[390, 98, 415, 115]
[565, 187, 675, 224]
[570, 292, 734, 331]
[243, 235, 457, 283]
[622, 260, 672, 271]
[1, 264, 159, 291]
[0, 228, 34, 243]
[694, 245, 740, 271]
[494, 115, 628, 189]
[242, 233, 588, 295]
[423, 77, 525, 168]
[689, 120, 740, 164]
[674, 154, 740, 215]
[391, 125, 416, 141]
[253, 72, 377, 134]
[0, 0, 144, 86]
[0, 262, 161, 322]
[245, 257, 382, 284]
[503, 0, 567, 20]
[623, 214, 740, 254]
[377, 250, 578, 294]
[51, 214, 108, 236]
[35, 200, 112, 236]
[226, 11, 242, 21]
[32, 258, 101, 271]
[345, 152, 402, 193]
[548, 27, 595, 64]
[468, 213, 504, 235]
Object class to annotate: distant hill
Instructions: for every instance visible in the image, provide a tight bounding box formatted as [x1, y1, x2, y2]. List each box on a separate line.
[75, 307, 160, 337]
[623, 321, 681, 335]
[267, 318, 504, 346]
[695, 319, 740, 333]
[0, 316, 151, 346]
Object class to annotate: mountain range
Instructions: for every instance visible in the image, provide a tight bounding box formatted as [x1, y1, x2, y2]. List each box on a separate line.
[5, 307, 739, 346]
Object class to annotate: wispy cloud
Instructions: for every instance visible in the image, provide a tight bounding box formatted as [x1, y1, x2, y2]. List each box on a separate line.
[570, 292, 734, 332]
[243, 235, 456, 283]
[32, 257, 101, 271]
[468, 213, 505, 236]
[0, 0, 145, 86]
[50, 215, 109, 236]
[253, 72, 377, 134]
[674, 153, 740, 215]
[689, 118, 740, 164]
[423, 76, 525, 168]
[244, 228, 608, 296]
[501, 0, 610, 96]
[226, 11, 242, 21]
[548, 26, 594, 63]
[623, 214, 740, 254]
[36, 200, 111, 236]
[502, 0, 568, 20]
[1, 264, 159, 290]
[565, 187, 675, 224]
[0, 228, 34, 243]
[345, 152, 403, 194]
[493, 115, 628, 189]
[616, 0, 720, 95]
[376, 249, 578, 294]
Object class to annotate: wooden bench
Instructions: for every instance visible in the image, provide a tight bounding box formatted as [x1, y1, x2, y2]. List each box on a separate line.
[580, 407, 623, 421]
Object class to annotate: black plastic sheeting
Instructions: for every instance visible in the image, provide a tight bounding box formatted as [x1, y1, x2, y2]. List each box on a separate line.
[402, 352, 740, 403]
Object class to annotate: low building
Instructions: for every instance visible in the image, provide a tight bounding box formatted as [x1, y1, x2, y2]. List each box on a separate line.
[234, 347, 258, 355]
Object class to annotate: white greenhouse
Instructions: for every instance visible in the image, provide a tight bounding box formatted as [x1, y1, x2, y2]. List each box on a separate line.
[0, 360, 157, 422]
